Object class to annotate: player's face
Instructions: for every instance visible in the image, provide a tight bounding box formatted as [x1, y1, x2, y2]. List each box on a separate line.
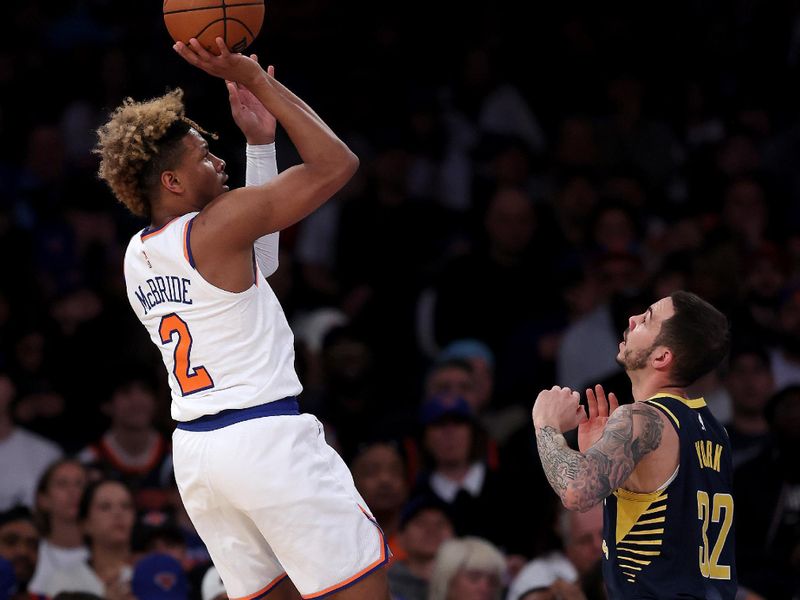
[617, 296, 675, 372]
[178, 130, 229, 207]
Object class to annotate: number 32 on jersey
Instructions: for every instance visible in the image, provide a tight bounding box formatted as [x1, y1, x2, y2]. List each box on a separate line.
[159, 313, 215, 396]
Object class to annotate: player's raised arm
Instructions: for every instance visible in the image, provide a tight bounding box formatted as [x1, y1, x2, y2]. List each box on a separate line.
[531, 386, 665, 512]
[173, 38, 358, 249]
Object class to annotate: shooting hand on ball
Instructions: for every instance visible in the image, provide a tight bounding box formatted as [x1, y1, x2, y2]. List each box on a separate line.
[174, 37, 263, 87]
[228, 61, 276, 145]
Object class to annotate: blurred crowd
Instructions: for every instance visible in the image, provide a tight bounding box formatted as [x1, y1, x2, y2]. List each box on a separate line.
[1, 0, 800, 598]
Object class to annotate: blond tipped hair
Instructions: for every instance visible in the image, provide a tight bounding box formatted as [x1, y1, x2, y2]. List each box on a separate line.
[94, 89, 214, 217]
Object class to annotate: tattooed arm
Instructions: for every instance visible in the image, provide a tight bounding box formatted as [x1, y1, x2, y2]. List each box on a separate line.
[535, 403, 664, 512]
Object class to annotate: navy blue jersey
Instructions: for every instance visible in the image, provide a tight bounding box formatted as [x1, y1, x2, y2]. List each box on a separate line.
[602, 394, 737, 599]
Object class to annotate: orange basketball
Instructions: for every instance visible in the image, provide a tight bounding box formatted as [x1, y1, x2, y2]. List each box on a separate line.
[163, 0, 264, 55]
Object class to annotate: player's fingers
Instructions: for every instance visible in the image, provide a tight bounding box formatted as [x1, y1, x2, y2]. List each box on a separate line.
[215, 37, 231, 56]
[173, 42, 200, 64]
[250, 53, 258, 62]
[609, 392, 620, 413]
[226, 81, 241, 105]
[576, 403, 589, 424]
[188, 38, 213, 61]
[267, 64, 275, 78]
[586, 388, 598, 419]
[596, 384, 609, 417]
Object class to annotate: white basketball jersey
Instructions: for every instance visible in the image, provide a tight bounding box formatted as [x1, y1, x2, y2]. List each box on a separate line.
[123, 212, 303, 422]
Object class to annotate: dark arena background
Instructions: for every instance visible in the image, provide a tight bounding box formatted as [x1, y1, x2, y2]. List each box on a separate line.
[0, 1, 799, 599]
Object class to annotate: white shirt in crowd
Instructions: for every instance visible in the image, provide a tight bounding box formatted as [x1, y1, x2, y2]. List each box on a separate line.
[0, 427, 62, 510]
[28, 540, 90, 595]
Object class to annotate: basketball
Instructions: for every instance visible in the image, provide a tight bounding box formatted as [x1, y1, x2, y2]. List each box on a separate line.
[164, 0, 264, 55]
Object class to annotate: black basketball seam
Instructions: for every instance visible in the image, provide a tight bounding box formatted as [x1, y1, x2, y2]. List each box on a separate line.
[222, 0, 227, 44]
[226, 17, 256, 38]
[190, 17, 256, 44]
[163, 3, 263, 16]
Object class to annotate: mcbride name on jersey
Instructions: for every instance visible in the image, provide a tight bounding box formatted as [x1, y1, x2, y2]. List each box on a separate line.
[602, 394, 737, 600]
[123, 213, 302, 422]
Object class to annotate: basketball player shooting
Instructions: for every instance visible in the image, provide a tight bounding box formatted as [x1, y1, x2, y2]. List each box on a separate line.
[531, 292, 737, 598]
[94, 38, 392, 600]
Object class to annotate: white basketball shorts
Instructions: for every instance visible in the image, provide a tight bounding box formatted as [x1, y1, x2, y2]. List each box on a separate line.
[172, 404, 389, 599]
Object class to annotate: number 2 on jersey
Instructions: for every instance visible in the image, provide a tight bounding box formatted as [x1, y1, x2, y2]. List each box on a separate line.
[697, 491, 733, 580]
[159, 314, 214, 395]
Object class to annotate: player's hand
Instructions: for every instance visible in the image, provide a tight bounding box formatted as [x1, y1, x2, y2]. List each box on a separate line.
[532, 385, 587, 433]
[174, 37, 262, 87]
[578, 384, 619, 452]
[227, 60, 276, 145]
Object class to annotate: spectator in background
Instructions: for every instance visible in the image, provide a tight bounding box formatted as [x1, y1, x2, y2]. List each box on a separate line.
[0, 557, 16, 600]
[507, 505, 602, 600]
[350, 439, 410, 560]
[735, 385, 800, 598]
[41, 479, 135, 599]
[0, 371, 62, 511]
[131, 553, 188, 600]
[0, 507, 39, 599]
[28, 459, 89, 595]
[78, 375, 171, 511]
[723, 344, 774, 468]
[769, 287, 800, 390]
[432, 186, 555, 355]
[200, 566, 226, 600]
[388, 496, 454, 600]
[435, 339, 529, 448]
[427, 536, 506, 600]
[411, 395, 535, 559]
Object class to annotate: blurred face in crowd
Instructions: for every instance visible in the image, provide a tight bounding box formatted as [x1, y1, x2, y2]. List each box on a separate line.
[351, 443, 407, 516]
[83, 482, 135, 549]
[446, 567, 501, 600]
[0, 518, 38, 586]
[424, 417, 473, 469]
[593, 207, 637, 254]
[723, 179, 767, 243]
[109, 382, 156, 431]
[725, 353, 774, 416]
[38, 461, 88, 525]
[484, 188, 536, 257]
[426, 365, 478, 411]
[401, 508, 454, 562]
[564, 504, 603, 577]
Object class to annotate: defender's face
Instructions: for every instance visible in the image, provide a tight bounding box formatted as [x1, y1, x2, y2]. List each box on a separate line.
[178, 130, 228, 207]
[617, 296, 675, 371]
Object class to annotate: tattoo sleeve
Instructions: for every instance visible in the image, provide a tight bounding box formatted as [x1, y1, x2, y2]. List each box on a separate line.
[535, 403, 664, 511]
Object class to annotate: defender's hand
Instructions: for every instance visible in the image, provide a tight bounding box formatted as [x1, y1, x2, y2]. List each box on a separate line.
[532, 385, 587, 433]
[578, 384, 619, 452]
[227, 60, 276, 145]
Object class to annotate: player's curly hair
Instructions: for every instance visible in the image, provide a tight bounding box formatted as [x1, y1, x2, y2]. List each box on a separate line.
[94, 88, 215, 218]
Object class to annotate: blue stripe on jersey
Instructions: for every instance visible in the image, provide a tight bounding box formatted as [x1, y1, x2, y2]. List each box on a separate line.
[176, 397, 299, 431]
[185, 218, 197, 268]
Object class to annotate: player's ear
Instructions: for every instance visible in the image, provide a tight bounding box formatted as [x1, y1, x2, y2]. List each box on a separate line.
[161, 170, 185, 194]
[651, 346, 673, 371]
